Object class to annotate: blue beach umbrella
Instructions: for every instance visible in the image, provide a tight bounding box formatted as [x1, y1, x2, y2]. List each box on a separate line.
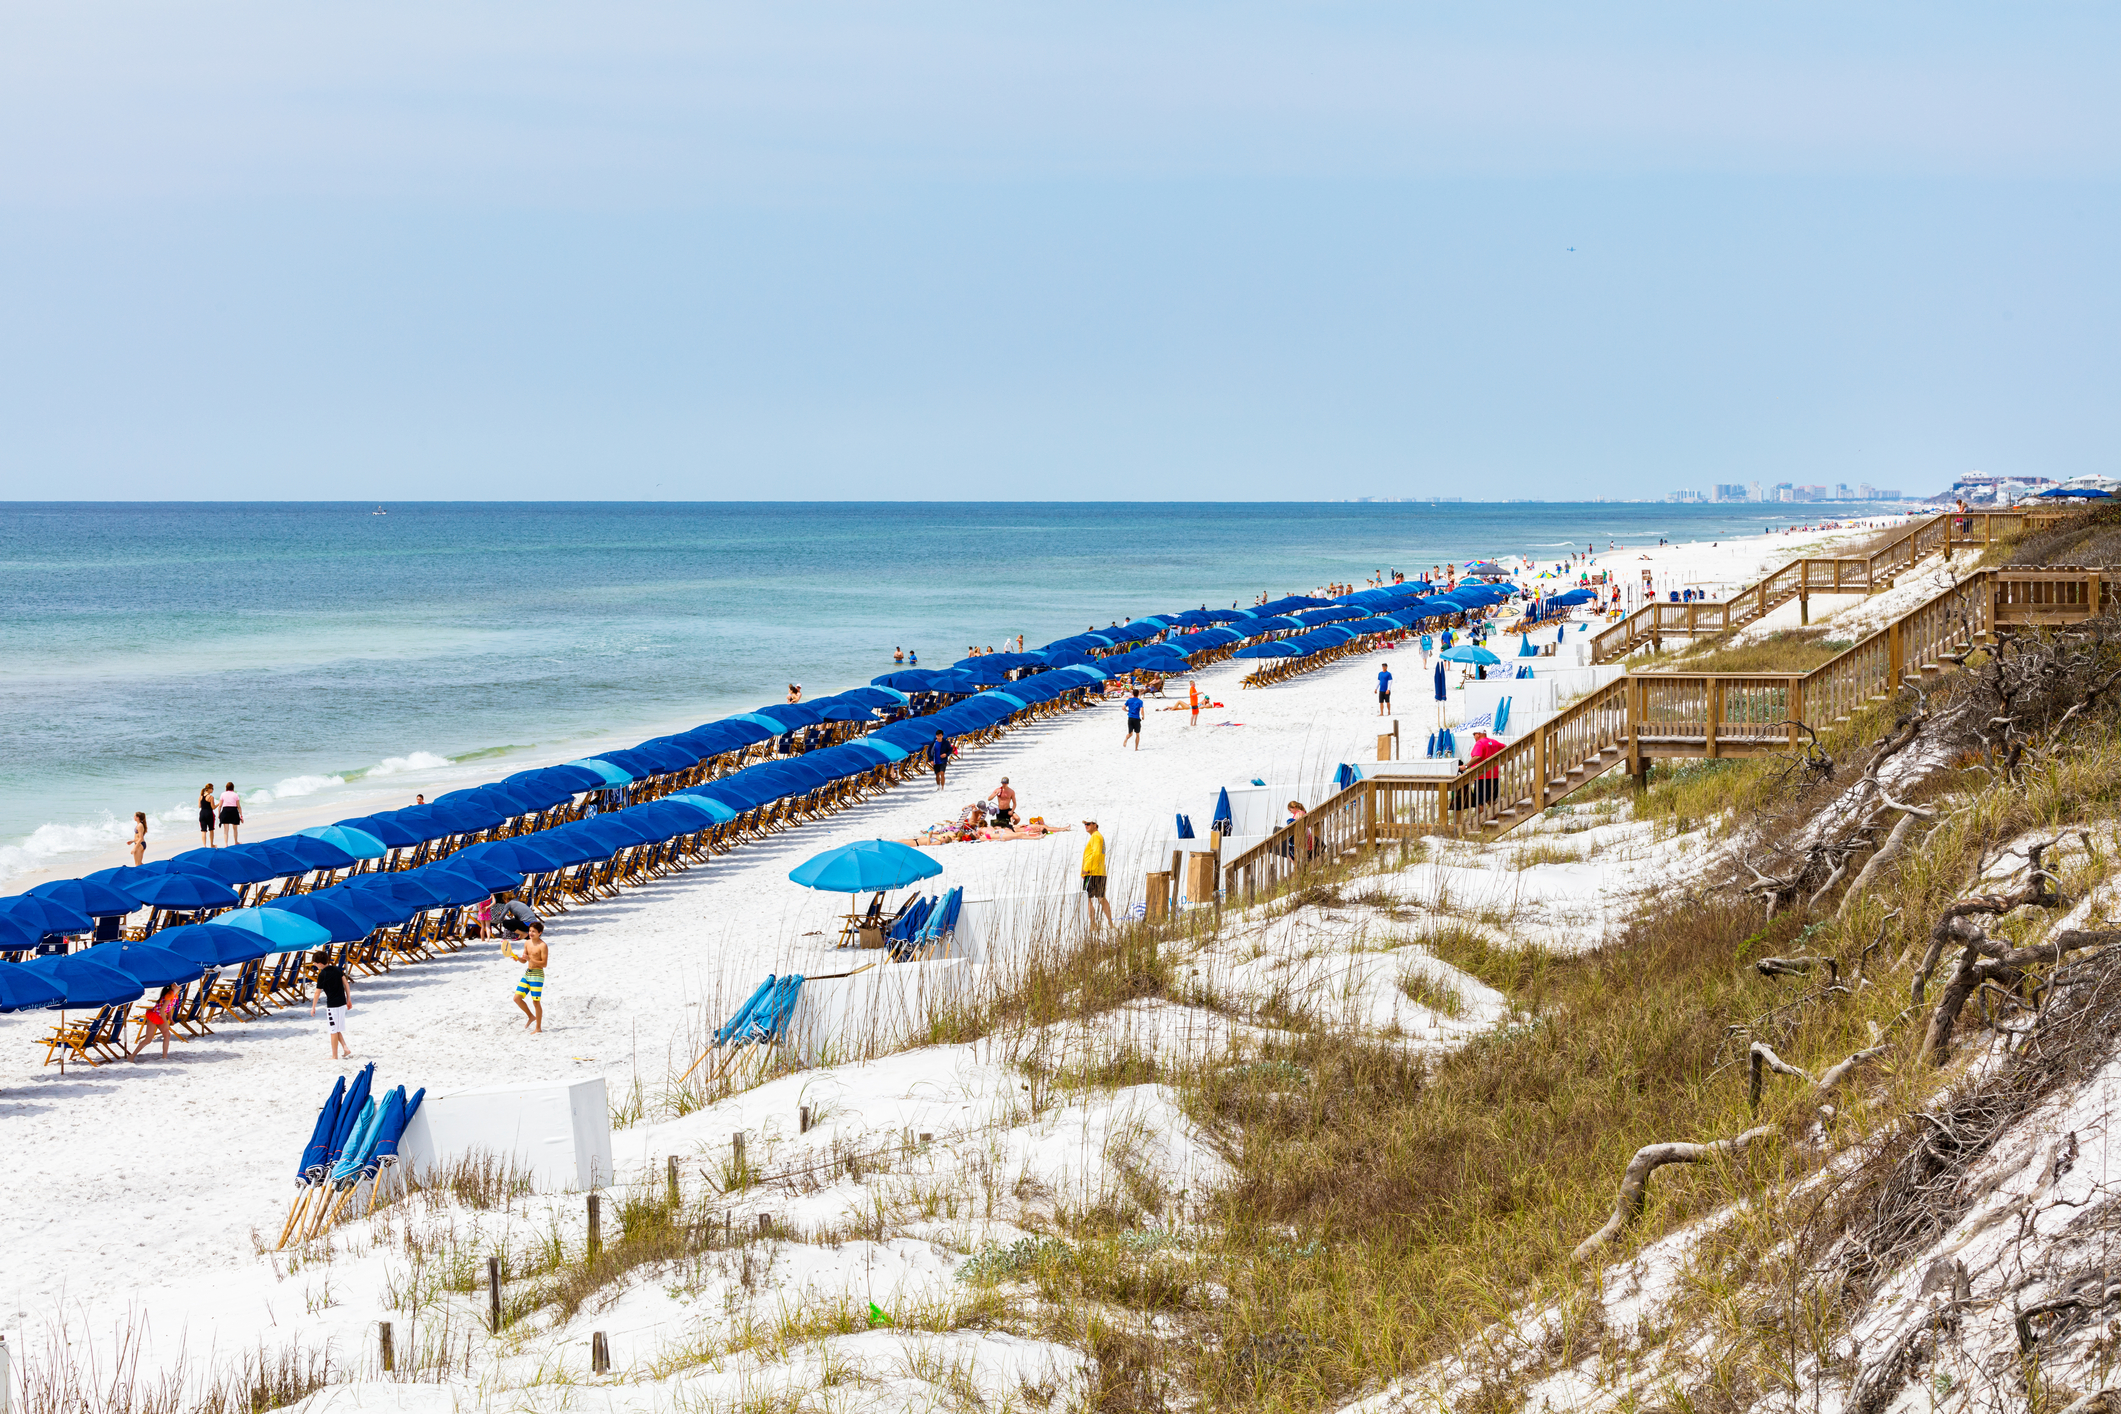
[295, 825, 390, 860]
[300, 1077, 349, 1178]
[216, 907, 335, 951]
[430, 855, 525, 894]
[1212, 788, 1233, 834]
[843, 737, 911, 765]
[105, 941, 205, 987]
[662, 789, 745, 822]
[265, 893, 395, 942]
[28, 878, 138, 918]
[1440, 645, 1502, 666]
[331, 814, 426, 849]
[453, 837, 573, 874]
[19, 952, 144, 1008]
[1519, 634, 1537, 657]
[0, 963, 67, 1012]
[0, 913, 50, 952]
[569, 758, 636, 786]
[102, 869, 240, 910]
[0, 895, 95, 936]
[2038, 486, 2112, 498]
[789, 840, 942, 893]
[267, 834, 361, 870]
[169, 846, 285, 885]
[1434, 662, 1447, 701]
[138, 922, 272, 966]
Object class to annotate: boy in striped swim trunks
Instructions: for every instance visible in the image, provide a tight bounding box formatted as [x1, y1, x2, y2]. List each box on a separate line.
[504, 922, 548, 1033]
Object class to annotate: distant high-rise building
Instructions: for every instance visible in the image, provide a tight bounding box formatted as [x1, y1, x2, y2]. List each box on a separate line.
[1749, 481, 1765, 502]
[1714, 484, 1747, 502]
[1858, 482, 1877, 500]
[1833, 483, 1853, 500]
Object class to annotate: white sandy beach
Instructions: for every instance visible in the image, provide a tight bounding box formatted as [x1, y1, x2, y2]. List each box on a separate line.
[0, 516, 1914, 1410]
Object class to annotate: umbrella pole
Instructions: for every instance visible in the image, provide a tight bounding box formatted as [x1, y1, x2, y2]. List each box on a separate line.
[277, 1184, 314, 1249]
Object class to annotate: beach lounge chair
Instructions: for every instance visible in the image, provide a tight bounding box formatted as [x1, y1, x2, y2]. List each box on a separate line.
[838, 892, 886, 948]
[41, 1005, 117, 1066]
[168, 969, 221, 1037]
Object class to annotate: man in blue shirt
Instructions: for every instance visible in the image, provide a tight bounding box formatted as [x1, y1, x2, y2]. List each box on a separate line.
[928, 731, 954, 789]
[1122, 692, 1144, 750]
[1376, 663, 1392, 716]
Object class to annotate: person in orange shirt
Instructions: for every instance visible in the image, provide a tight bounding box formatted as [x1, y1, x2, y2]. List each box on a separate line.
[1188, 679, 1200, 727]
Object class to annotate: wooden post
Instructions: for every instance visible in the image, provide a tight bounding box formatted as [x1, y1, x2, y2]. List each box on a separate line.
[1705, 680, 1722, 759]
[666, 1154, 679, 1204]
[757, 1213, 772, 1236]
[587, 1194, 601, 1256]
[1799, 586, 1809, 626]
[379, 1322, 394, 1375]
[799, 1105, 812, 1134]
[732, 1132, 745, 1175]
[1144, 872, 1170, 921]
[591, 1332, 610, 1375]
[1362, 781, 1376, 854]
[1887, 619, 1903, 688]
[487, 1256, 502, 1333]
[1535, 722, 1549, 808]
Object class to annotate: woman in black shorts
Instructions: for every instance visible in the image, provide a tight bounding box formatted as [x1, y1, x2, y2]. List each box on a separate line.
[217, 781, 243, 845]
[197, 784, 217, 848]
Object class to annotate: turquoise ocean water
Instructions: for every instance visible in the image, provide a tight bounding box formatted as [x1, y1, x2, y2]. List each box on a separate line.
[0, 501, 1884, 881]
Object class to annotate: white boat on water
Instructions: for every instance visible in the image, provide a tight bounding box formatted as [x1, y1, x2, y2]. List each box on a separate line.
[372, 505, 388, 515]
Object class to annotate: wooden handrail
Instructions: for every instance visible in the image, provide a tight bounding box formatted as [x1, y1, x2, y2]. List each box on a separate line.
[1588, 511, 2060, 664]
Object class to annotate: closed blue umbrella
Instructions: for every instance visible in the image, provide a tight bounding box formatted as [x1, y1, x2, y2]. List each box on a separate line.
[1212, 788, 1233, 833]
[0, 962, 67, 1012]
[152, 922, 278, 965]
[1434, 662, 1447, 701]
[788, 840, 942, 893]
[27, 878, 137, 917]
[19, 953, 144, 1008]
[215, 907, 335, 951]
[299, 1077, 348, 1177]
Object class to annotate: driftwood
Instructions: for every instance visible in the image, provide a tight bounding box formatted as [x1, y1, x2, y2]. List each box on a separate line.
[1924, 927, 2121, 1065]
[1571, 1126, 1779, 1261]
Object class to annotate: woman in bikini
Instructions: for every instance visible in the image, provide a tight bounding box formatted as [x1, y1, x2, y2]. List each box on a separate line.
[129, 811, 148, 866]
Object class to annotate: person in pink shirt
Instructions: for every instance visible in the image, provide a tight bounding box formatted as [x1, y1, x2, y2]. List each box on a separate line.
[1468, 729, 1506, 808]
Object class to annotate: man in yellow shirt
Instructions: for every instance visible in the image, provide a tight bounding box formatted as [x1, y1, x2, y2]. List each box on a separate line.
[1080, 820, 1111, 928]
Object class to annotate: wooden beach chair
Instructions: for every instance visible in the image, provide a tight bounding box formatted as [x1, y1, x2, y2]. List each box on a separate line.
[168, 970, 221, 1037]
[42, 1005, 119, 1067]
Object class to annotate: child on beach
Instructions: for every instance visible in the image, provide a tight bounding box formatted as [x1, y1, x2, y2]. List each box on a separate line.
[310, 950, 352, 1058]
[505, 922, 548, 1033]
[130, 983, 181, 1059]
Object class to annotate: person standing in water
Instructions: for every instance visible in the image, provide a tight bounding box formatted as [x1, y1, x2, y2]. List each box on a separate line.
[129, 811, 148, 865]
[506, 921, 548, 1033]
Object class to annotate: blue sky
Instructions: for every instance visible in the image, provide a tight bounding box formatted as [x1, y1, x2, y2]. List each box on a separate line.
[0, 2, 2114, 500]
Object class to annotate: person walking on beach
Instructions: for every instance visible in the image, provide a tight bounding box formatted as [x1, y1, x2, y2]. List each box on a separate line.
[310, 950, 353, 1058]
[504, 922, 547, 1033]
[1080, 820, 1112, 928]
[986, 777, 1017, 827]
[129, 811, 148, 866]
[217, 782, 243, 845]
[1123, 691, 1144, 750]
[197, 785, 217, 848]
[130, 982, 181, 1060]
[1376, 663, 1393, 717]
[928, 730, 955, 789]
